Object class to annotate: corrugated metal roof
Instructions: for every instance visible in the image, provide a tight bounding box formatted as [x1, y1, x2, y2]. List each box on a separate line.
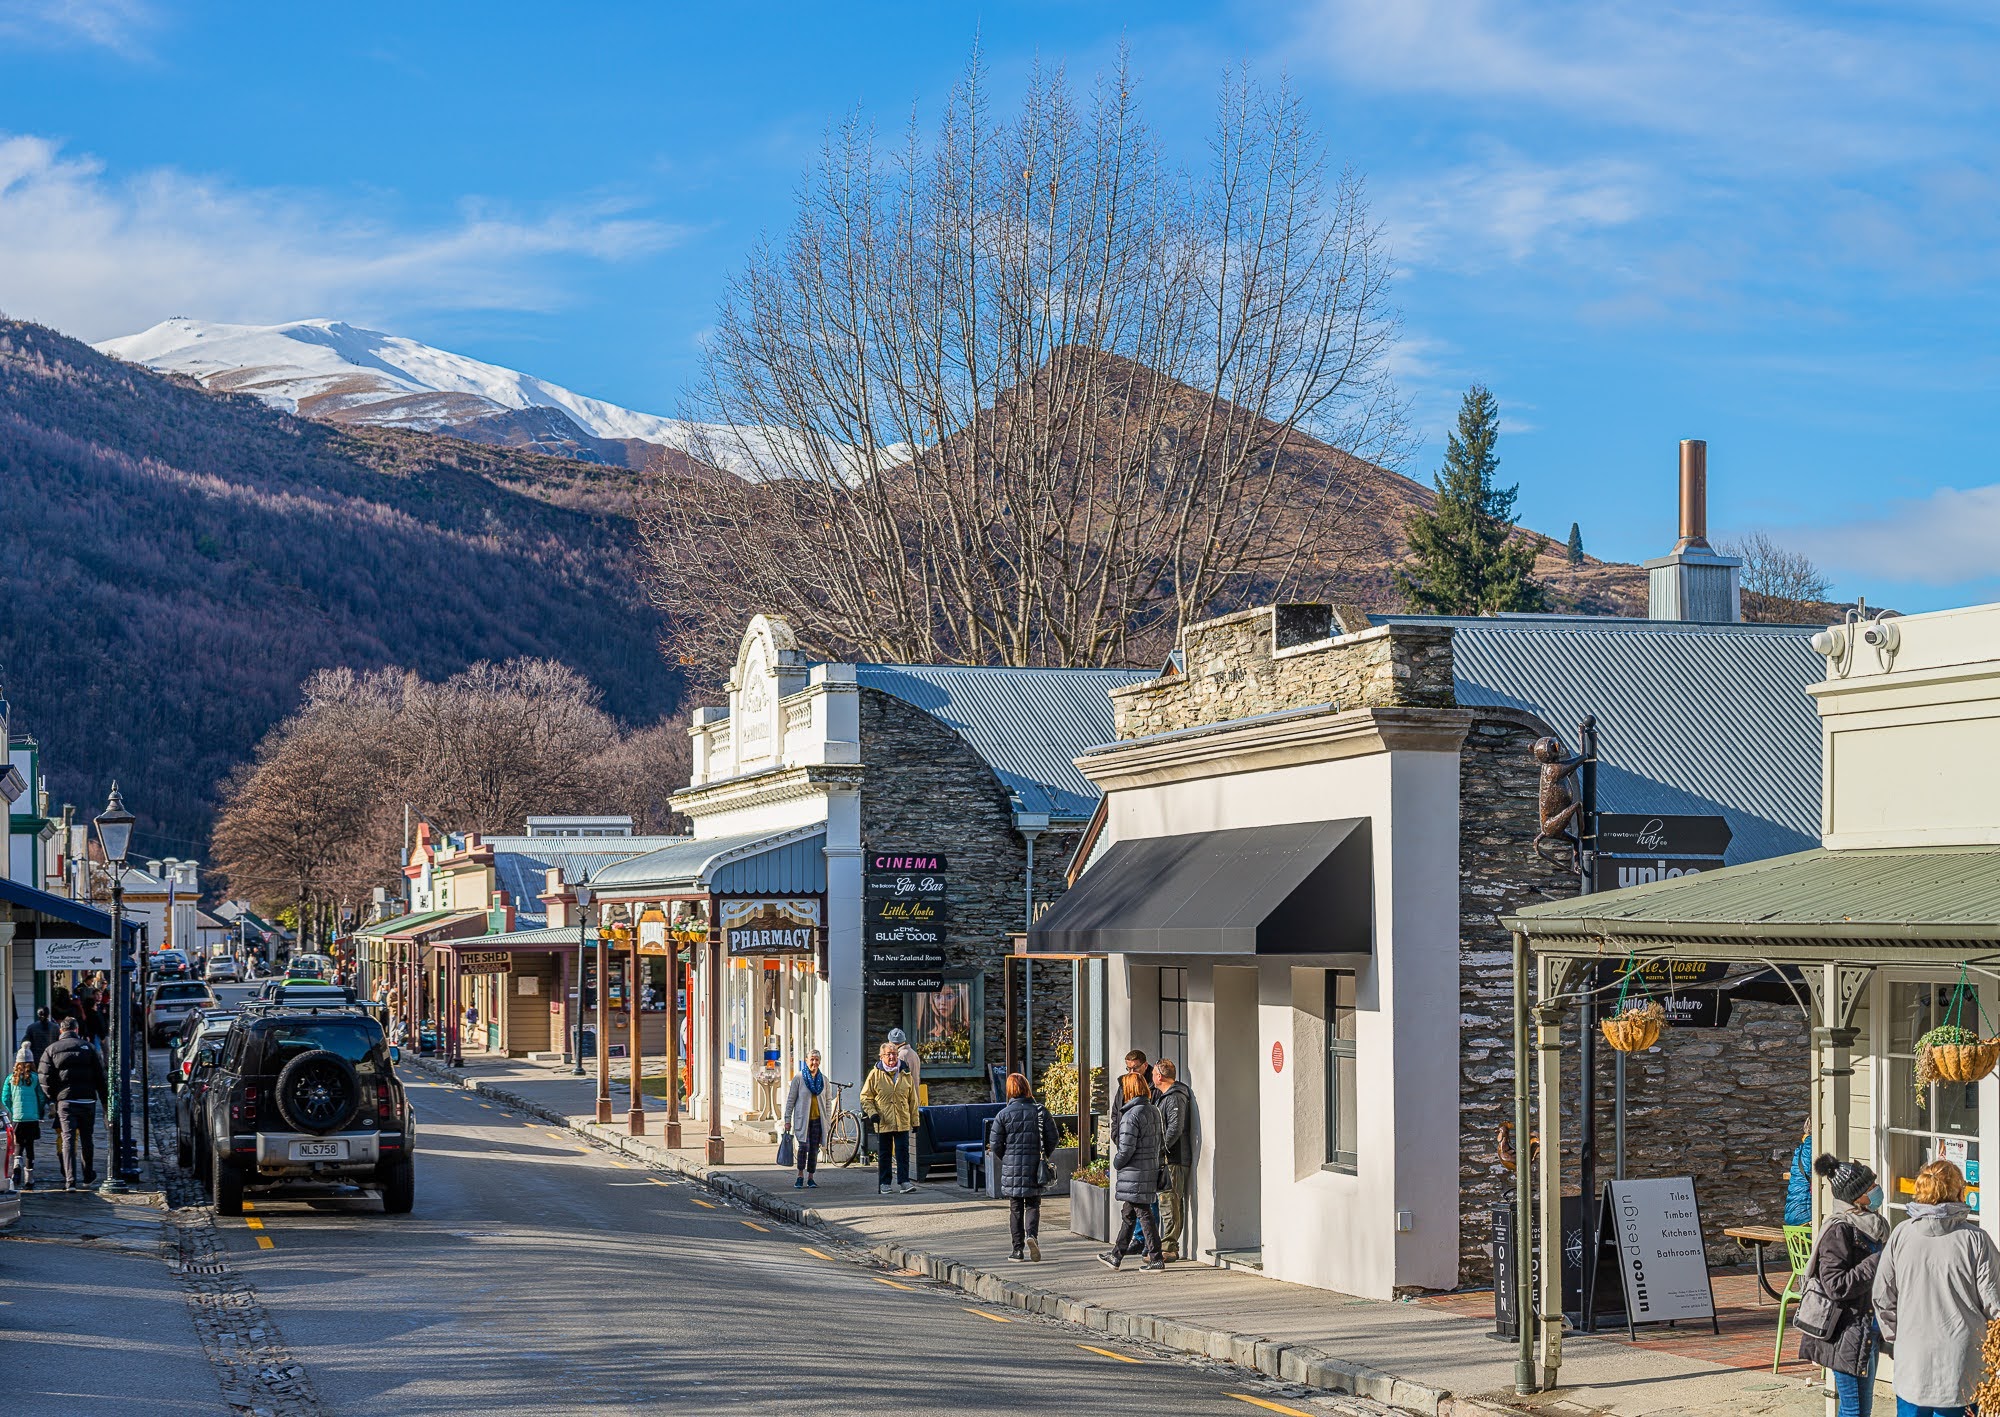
[1506, 845, 2000, 947]
[854, 663, 1155, 821]
[352, 907, 457, 939]
[484, 840, 687, 926]
[1383, 616, 1825, 866]
[587, 824, 826, 894]
[459, 924, 580, 949]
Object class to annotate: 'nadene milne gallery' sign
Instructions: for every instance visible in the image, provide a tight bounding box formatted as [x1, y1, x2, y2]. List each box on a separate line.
[724, 898, 822, 955]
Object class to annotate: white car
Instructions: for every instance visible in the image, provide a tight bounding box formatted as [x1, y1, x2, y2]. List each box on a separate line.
[203, 955, 242, 983]
[147, 980, 217, 1045]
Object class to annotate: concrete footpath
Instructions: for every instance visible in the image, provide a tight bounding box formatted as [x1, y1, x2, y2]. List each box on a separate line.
[412, 1053, 1824, 1417]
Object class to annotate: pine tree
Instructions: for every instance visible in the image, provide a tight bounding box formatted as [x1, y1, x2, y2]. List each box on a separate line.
[1566, 522, 1584, 567]
[1394, 385, 1547, 615]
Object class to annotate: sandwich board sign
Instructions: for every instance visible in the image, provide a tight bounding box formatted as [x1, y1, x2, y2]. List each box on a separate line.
[1595, 1177, 1718, 1338]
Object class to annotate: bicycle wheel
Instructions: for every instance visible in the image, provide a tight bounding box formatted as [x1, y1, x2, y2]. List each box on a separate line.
[825, 1111, 862, 1165]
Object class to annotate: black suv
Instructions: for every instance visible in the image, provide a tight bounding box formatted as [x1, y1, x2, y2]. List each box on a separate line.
[203, 996, 415, 1215]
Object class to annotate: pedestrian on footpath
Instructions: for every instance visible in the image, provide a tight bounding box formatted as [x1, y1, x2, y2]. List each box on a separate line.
[1873, 1158, 2000, 1417]
[781, 1049, 827, 1190]
[21, 1006, 59, 1065]
[3, 1057, 50, 1189]
[887, 1027, 922, 1099]
[1152, 1059, 1194, 1262]
[1099, 1072, 1165, 1272]
[989, 1072, 1059, 1262]
[1798, 1154, 1887, 1417]
[861, 1041, 919, 1195]
[38, 1018, 108, 1190]
[1785, 1122, 1814, 1227]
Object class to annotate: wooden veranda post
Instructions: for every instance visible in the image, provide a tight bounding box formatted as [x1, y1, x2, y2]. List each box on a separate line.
[628, 928, 645, 1135]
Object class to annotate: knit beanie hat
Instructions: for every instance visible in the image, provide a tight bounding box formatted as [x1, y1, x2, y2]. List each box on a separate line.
[1815, 1152, 1876, 1204]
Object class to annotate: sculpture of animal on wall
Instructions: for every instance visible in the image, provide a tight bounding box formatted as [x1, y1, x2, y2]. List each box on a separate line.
[1532, 735, 1585, 868]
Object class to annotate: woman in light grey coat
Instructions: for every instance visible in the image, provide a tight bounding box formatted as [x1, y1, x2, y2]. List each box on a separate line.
[1872, 1159, 2000, 1416]
[779, 1051, 828, 1190]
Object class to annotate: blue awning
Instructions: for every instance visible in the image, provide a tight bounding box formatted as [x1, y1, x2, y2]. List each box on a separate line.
[0, 875, 134, 940]
[588, 824, 827, 895]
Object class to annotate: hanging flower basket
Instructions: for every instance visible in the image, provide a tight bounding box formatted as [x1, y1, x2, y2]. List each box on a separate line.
[1600, 1000, 1665, 1053]
[1917, 1024, 2000, 1098]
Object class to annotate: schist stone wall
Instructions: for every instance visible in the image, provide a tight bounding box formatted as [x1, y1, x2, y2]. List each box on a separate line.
[857, 689, 1076, 1104]
[1110, 604, 1455, 737]
[1102, 602, 1806, 1282]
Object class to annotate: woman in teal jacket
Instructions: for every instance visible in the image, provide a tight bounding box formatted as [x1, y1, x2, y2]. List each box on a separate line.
[4, 1057, 49, 1187]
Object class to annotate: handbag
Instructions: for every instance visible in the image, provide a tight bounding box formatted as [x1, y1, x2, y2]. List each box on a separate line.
[1034, 1105, 1058, 1189]
[776, 1131, 795, 1168]
[1792, 1271, 1843, 1342]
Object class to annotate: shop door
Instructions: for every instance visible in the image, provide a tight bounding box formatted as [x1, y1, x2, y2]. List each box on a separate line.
[1210, 965, 1263, 1258]
[1884, 977, 1983, 1222]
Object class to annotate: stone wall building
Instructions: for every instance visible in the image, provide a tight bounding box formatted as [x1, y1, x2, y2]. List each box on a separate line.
[1033, 602, 1824, 1295]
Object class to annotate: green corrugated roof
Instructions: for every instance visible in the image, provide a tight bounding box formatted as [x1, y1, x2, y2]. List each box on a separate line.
[459, 925, 579, 949]
[351, 908, 456, 938]
[1505, 845, 2000, 949]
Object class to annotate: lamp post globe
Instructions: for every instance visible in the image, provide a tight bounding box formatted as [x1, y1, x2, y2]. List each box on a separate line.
[94, 783, 138, 1192]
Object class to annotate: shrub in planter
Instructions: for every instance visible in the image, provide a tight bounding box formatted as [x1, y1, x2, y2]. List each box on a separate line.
[1917, 1024, 2000, 1101]
[1600, 1000, 1664, 1053]
[1068, 1174, 1110, 1242]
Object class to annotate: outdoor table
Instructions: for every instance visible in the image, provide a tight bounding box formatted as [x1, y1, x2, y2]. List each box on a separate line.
[1724, 1224, 1789, 1301]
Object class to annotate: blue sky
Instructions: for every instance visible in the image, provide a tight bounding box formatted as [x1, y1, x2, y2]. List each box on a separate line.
[2, 1, 1995, 611]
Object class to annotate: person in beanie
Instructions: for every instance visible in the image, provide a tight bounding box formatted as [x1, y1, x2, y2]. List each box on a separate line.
[1873, 1158, 2000, 1417]
[38, 1017, 108, 1189]
[1798, 1154, 1887, 1417]
[1098, 1071, 1165, 1271]
[781, 1049, 828, 1189]
[860, 1040, 919, 1194]
[3, 1058, 49, 1189]
[886, 1027, 922, 1093]
[987, 1072, 1059, 1262]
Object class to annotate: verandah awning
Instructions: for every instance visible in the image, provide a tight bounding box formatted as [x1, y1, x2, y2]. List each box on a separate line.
[1027, 818, 1372, 957]
[0, 874, 135, 941]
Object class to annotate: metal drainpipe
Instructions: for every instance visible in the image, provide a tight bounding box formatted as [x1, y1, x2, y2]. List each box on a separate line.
[1512, 927, 1536, 1395]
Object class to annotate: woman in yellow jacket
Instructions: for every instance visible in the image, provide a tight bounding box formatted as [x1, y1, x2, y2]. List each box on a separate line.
[860, 1041, 920, 1194]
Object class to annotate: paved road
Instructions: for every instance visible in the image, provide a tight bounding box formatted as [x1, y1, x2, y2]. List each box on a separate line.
[199, 1072, 1345, 1416]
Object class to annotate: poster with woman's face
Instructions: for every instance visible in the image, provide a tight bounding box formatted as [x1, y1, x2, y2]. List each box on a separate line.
[917, 982, 971, 1065]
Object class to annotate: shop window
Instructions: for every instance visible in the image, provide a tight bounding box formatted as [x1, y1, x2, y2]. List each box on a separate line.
[1158, 967, 1188, 1071]
[1884, 978, 1982, 1222]
[726, 961, 751, 1062]
[1325, 971, 1358, 1174]
[903, 972, 984, 1078]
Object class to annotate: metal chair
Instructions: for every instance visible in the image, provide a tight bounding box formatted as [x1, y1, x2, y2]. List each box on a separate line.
[1771, 1223, 1816, 1371]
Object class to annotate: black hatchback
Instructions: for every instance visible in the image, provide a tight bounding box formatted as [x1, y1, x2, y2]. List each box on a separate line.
[202, 999, 415, 1216]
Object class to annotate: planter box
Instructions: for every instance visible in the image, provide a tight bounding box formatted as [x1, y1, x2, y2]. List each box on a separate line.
[1047, 1145, 1079, 1191]
[1069, 1178, 1110, 1241]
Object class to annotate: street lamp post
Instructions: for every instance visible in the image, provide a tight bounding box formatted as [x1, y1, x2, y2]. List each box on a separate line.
[94, 784, 136, 1191]
[571, 881, 592, 1076]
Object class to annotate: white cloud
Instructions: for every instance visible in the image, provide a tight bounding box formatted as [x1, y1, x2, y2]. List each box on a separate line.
[1784, 483, 2000, 588]
[1382, 148, 1647, 268]
[0, 0, 154, 55]
[0, 134, 684, 341]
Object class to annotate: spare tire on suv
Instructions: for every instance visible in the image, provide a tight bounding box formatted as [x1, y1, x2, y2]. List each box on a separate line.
[274, 1048, 362, 1134]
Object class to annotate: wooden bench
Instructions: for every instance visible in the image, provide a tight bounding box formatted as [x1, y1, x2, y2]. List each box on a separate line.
[1725, 1224, 1790, 1301]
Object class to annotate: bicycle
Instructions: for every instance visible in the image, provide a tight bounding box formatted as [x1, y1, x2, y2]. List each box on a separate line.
[822, 1078, 865, 1166]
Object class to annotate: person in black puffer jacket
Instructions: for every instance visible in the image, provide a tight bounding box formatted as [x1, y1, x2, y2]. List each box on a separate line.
[1799, 1153, 1888, 1417]
[1099, 1071, 1164, 1271]
[38, 1018, 108, 1190]
[987, 1073, 1060, 1262]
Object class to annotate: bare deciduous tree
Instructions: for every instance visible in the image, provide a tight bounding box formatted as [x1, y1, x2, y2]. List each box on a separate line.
[211, 659, 689, 927]
[1719, 531, 1832, 604]
[640, 52, 1404, 671]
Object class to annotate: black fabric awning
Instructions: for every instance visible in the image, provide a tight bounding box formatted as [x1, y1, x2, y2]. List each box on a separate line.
[1028, 819, 1371, 957]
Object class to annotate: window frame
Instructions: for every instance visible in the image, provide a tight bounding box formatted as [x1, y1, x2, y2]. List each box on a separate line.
[1325, 970, 1358, 1175]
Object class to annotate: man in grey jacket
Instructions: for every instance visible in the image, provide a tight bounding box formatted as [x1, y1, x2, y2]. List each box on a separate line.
[1872, 1160, 2000, 1414]
[1152, 1060, 1194, 1262]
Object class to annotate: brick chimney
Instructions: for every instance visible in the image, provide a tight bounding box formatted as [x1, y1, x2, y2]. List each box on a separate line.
[1645, 439, 1742, 621]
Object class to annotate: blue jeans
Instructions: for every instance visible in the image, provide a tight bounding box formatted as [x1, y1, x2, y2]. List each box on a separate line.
[1895, 1399, 1965, 1417]
[1834, 1354, 1876, 1417]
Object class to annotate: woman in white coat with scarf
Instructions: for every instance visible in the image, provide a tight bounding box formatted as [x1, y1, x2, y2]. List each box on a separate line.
[1872, 1158, 2000, 1417]
[780, 1050, 828, 1189]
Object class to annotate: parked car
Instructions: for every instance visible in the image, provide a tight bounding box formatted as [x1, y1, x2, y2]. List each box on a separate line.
[174, 1033, 229, 1172]
[202, 955, 242, 983]
[146, 980, 217, 1045]
[287, 954, 334, 980]
[151, 950, 192, 981]
[202, 994, 415, 1215]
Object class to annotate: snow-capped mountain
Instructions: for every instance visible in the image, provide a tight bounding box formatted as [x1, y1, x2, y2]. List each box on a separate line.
[96, 317, 767, 474]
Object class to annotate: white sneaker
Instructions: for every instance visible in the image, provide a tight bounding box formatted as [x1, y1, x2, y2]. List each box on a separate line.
[879, 1184, 892, 1195]
[899, 1181, 918, 1193]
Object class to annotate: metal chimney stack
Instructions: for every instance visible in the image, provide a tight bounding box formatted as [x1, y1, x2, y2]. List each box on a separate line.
[1645, 438, 1741, 621]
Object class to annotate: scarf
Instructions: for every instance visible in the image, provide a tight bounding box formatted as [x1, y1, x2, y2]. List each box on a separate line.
[799, 1064, 824, 1096]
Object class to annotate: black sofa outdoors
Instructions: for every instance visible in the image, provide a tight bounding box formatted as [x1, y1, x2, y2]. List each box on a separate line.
[915, 1102, 1005, 1178]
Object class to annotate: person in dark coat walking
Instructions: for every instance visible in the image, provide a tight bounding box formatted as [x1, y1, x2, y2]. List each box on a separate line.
[1099, 1072, 1164, 1271]
[21, 1006, 59, 1065]
[1798, 1154, 1887, 1417]
[988, 1072, 1059, 1262]
[1152, 1059, 1194, 1262]
[39, 1018, 108, 1190]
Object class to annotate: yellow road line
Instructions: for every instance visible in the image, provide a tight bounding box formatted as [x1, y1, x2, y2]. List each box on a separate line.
[241, 1200, 255, 1211]
[690, 1197, 717, 1209]
[962, 1307, 1012, 1323]
[244, 1218, 264, 1230]
[799, 1245, 834, 1261]
[1226, 1396, 1314, 1417]
[254, 1236, 274, 1249]
[740, 1220, 769, 1232]
[872, 1277, 916, 1291]
[647, 1177, 672, 1187]
[1076, 1344, 1142, 1364]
